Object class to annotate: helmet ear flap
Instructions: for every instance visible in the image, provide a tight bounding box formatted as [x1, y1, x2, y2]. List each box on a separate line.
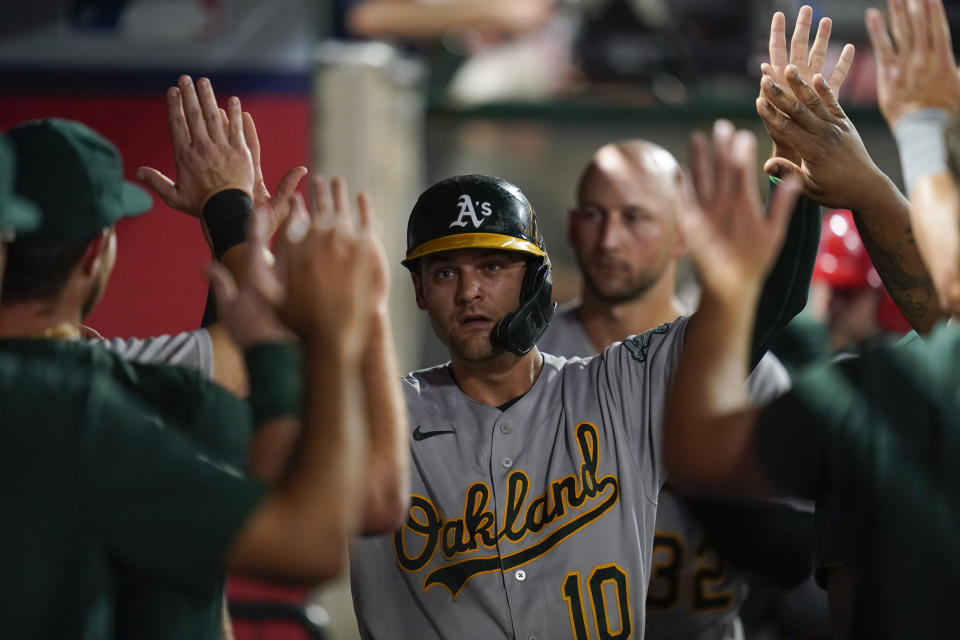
[495, 258, 556, 355]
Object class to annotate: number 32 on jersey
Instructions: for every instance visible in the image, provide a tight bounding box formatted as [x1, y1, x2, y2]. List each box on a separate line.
[562, 563, 632, 640]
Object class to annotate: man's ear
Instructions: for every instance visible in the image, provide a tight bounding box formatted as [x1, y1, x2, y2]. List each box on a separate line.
[78, 229, 111, 277]
[411, 271, 427, 310]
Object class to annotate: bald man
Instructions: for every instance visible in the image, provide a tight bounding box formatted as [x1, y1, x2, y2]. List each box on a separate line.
[538, 140, 814, 640]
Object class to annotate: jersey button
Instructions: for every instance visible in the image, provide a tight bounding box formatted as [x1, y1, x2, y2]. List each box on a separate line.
[515, 569, 526, 581]
[502, 457, 514, 468]
[500, 423, 512, 434]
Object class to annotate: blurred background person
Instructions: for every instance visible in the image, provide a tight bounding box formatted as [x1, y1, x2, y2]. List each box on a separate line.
[808, 209, 911, 353]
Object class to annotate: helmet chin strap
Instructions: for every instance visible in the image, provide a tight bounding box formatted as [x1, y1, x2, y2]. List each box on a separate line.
[494, 259, 556, 356]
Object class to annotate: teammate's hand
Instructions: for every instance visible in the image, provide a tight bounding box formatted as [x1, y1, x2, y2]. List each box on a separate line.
[760, 5, 856, 166]
[680, 121, 800, 301]
[866, 0, 960, 130]
[756, 69, 889, 210]
[274, 176, 373, 355]
[136, 75, 255, 217]
[242, 111, 308, 236]
[207, 203, 292, 349]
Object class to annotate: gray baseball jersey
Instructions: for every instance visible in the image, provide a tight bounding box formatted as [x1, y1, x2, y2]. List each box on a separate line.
[91, 329, 214, 378]
[538, 305, 791, 640]
[351, 316, 688, 639]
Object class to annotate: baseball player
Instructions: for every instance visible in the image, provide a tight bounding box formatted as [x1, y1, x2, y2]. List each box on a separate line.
[0, 81, 407, 636]
[664, 2, 960, 638]
[537, 138, 813, 640]
[0, 124, 393, 639]
[349, 113, 817, 638]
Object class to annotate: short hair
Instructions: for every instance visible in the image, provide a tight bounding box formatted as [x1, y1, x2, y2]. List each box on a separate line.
[1, 235, 95, 304]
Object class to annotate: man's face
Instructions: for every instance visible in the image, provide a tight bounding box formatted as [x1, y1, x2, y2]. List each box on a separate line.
[413, 248, 528, 362]
[570, 153, 682, 304]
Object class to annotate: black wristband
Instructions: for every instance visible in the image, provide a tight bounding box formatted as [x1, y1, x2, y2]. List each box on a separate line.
[202, 189, 253, 259]
[245, 342, 302, 427]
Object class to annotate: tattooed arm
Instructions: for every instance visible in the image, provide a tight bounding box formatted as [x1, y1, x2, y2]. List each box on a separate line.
[757, 68, 941, 333]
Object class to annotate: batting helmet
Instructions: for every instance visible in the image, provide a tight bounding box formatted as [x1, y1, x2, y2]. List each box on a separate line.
[403, 174, 556, 356]
[813, 210, 910, 334]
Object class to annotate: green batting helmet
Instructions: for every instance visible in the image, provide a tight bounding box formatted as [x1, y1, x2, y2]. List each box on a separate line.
[403, 174, 555, 356]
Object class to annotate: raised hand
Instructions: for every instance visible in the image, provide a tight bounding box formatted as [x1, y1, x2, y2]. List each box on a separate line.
[680, 121, 800, 301]
[761, 6, 856, 166]
[756, 68, 891, 209]
[866, 0, 960, 129]
[242, 112, 308, 235]
[137, 75, 255, 217]
[274, 176, 373, 353]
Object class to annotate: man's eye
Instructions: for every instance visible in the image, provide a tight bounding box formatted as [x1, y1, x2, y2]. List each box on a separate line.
[580, 209, 603, 221]
[482, 263, 503, 272]
[434, 269, 455, 280]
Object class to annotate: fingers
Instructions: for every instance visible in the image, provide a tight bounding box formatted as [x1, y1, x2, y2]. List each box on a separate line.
[813, 73, 846, 119]
[808, 17, 833, 73]
[756, 92, 810, 161]
[784, 64, 824, 113]
[310, 175, 332, 226]
[196, 77, 226, 144]
[929, 0, 957, 65]
[242, 112, 263, 174]
[274, 166, 308, 202]
[689, 130, 714, 205]
[762, 156, 803, 182]
[165, 86, 190, 150]
[330, 176, 355, 231]
[731, 129, 763, 216]
[907, 0, 929, 53]
[135, 167, 178, 204]
[888, 0, 913, 54]
[712, 120, 738, 207]
[827, 43, 856, 94]
[769, 11, 788, 69]
[759, 69, 831, 132]
[226, 96, 244, 148]
[357, 192, 374, 231]
[281, 193, 311, 248]
[866, 8, 897, 69]
[789, 5, 814, 67]
[330, 175, 348, 213]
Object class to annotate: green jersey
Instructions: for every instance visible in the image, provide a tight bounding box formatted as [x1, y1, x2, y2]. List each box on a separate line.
[756, 323, 960, 639]
[0, 340, 267, 640]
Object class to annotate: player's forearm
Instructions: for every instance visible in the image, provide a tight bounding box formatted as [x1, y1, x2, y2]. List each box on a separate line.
[666, 288, 759, 490]
[752, 190, 819, 367]
[227, 338, 365, 580]
[849, 172, 942, 333]
[202, 191, 256, 393]
[359, 310, 410, 534]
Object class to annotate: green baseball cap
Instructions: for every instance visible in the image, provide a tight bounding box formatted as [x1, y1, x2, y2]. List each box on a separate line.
[0, 138, 40, 237]
[5, 118, 152, 243]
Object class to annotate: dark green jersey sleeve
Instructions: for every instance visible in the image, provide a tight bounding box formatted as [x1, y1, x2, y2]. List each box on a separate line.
[751, 187, 820, 369]
[83, 375, 267, 592]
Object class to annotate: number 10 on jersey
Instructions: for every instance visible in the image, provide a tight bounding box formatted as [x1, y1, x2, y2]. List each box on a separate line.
[561, 564, 632, 639]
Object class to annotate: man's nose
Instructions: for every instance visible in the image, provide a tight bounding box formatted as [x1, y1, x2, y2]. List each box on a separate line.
[456, 269, 482, 303]
[599, 214, 626, 250]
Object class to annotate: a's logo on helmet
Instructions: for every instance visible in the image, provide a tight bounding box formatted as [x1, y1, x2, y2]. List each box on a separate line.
[450, 194, 493, 229]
